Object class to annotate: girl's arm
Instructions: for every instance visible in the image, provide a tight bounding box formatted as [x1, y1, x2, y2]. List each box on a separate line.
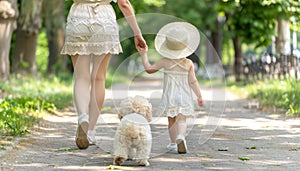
[188, 61, 203, 106]
[140, 51, 164, 74]
[117, 0, 147, 51]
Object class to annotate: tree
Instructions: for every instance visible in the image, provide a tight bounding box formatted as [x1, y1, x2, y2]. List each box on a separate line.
[276, 19, 291, 55]
[217, 0, 299, 81]
[42, 0, 66, 74]
[12, 0, 43, 76]
[0, 0, 18, 80]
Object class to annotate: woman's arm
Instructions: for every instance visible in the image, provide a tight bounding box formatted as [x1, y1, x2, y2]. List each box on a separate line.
[117, 0, 147, 51]
[188, 60, 203, 106]
[117, 0, 140, 35]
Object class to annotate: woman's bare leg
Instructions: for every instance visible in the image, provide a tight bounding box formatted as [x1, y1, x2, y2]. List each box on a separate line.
[71, 55, 91, 116]
[71, 55, 91, 149]
[89, 53, 111, 130]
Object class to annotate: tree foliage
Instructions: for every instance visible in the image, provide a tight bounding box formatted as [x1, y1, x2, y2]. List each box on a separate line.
[218, 0, 300, 48]
[162, 0, 219, 33]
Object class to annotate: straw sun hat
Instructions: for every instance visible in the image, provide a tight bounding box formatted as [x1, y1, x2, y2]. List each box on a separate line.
[155, 22, 200, 59]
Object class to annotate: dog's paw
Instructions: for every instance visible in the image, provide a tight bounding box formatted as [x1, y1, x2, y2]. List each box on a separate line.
[113, 157, 125, 166]
[137, 160, 150, 166]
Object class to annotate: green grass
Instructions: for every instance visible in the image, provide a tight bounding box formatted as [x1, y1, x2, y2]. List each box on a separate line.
[0, 75, 73, 136]
[0, 70, 127, 136]
[228, 79, 300, 116]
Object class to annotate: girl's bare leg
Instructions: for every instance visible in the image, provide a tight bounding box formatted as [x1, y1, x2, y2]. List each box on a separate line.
[168, 117, 177, 143]
[89, 53, 111, 130]
[176, 114, 187, 153]
[176, 114, 187, 137]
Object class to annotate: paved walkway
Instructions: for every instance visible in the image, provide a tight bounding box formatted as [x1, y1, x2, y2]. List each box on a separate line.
[1, 77, 300, 170]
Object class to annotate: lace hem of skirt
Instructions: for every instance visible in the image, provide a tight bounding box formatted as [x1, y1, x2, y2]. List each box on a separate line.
[158, 107, 195, 117]
[61, 42, 122, 55]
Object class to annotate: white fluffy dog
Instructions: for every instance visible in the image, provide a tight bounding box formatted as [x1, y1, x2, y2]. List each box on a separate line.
[113, 96, 152, 166]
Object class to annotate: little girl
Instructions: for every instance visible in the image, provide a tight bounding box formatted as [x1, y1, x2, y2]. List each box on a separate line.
[140, 22, 203, 154]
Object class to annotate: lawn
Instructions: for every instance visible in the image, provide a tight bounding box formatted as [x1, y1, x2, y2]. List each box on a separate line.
[228, 79, 300, 116]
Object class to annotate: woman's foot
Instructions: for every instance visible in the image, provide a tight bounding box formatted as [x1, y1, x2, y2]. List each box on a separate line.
[176, 135, 187, 154]
[87, 130, 96, 145]
[76, 113, 89, 149]
[167, 143, 177, 152]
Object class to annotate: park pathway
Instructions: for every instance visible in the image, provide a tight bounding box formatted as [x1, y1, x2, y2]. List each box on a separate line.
[1, 76, 300, 170]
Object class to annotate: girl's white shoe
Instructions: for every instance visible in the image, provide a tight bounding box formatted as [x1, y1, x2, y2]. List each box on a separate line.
[76, 113, 89, 149]
[87, 130, 96, 145]
[176, 135, 187, 154]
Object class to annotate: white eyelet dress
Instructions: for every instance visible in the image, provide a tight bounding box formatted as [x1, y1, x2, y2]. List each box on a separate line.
[61, 0, 123, 56]
[160, 61, 195, 118]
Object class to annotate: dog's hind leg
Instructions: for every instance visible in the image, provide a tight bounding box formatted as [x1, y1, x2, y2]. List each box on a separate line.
[113, 156, 125, 166]
[136, 146, 150, 166]
[137, 159, 150, 166]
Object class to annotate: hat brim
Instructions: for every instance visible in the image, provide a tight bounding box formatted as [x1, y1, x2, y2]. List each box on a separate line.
[155, 22, 200, 59]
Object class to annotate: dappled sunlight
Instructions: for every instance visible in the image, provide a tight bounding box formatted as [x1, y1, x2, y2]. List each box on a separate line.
[97, 113, 120, 124]
[217, 115, 300, 131]
[152, 155, 223, 163]
[43, 112, 76, 123]
[34, 126, 57, 131]
[57, 165, 142, 170]
[277, 134, 300, 138]
[248, 159, 294, 166]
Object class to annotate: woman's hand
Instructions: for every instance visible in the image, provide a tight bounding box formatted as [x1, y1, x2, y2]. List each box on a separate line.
[134, 35, 147, 52]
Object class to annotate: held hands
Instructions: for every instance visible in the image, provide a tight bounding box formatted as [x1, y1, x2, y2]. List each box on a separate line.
[197, 97, 203, 107]
[134, 35, 147, 52]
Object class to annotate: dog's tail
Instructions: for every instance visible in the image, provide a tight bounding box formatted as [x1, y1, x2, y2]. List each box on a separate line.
[126, 123, 140, 139]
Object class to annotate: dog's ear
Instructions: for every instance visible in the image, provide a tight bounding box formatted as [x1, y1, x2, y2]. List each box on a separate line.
[146, 114, 152, 122]
[118, 113, 123, 120]
[145, 107, 152, 122]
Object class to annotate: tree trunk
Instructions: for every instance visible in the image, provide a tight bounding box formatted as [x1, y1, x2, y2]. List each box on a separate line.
[12, 0, 43, 76]
[0, 0, 18, 80]
[233, 36, 243, 81]
[205, 18, 224, 79]
[275, 18, 290, 55]
[206, 18, 223, 64]
[42, 0, 67, 74]
[212, 18, 223, 60]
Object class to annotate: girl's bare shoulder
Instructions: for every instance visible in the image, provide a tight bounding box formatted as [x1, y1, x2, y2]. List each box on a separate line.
[184, 58, 194, 65]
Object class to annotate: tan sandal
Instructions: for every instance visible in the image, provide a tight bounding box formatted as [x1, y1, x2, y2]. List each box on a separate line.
[76, 113, 89, 149]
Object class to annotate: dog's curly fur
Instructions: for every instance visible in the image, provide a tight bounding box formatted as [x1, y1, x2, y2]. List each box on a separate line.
[113, 96, 152, 166]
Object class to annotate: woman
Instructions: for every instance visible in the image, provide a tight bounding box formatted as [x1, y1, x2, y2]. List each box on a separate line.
[61, 0, 147, 149]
